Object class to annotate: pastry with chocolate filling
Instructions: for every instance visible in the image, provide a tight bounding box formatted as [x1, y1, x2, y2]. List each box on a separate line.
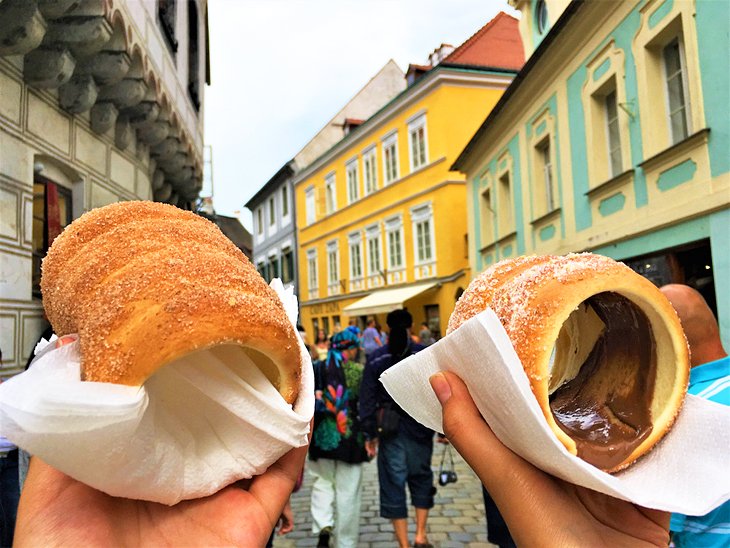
[41, 201, 301, 404]
[448, 253, 689, 472]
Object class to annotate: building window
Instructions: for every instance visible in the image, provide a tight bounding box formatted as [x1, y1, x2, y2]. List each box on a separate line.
[382, 132, 399, 185]
[346, 158, 359, 204]
[663, 39, 690, 144]
[268, 255, 279, 281]
[385, 215, 404, 270]
[605, 90, 623, 177]
[281, 185, 289, 218]
[307, 249, 318, 298]
[305, 186, 315, 225]
[32, 178, 72, 297]
[411, 203, 435, 265]
[325, 172, 337, 214]
[187, 0, 200, 111]
[497, 170, 513, 235]
[268, 196, 275, 226]
[363, 146, 377, 195]
[536, 0, 548, 34]
[408, 114, 428, 171]
[479, 180, 495, 246]
[534, 139, 555, 216]
[327, 240, 339, 285]
[348, 232, 363, 280]
[415, 219, 432, 262]
[281, 248, 294, 283]
[256, 261, 267, 280]
[366, 225, 382, 277]
[158, 0, 178, 54]
[256, 208, 263, 235]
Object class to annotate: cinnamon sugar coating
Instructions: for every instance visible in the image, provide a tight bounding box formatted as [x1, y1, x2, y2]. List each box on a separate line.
[41, 201, 301, 404]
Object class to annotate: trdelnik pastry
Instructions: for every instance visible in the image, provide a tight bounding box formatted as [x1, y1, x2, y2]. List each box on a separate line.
[41, 200, 302, 403]
[0, 200, 313, 504]
[448, 253, 689, 473]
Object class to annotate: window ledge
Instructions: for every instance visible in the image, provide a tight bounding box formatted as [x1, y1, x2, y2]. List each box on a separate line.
[480, 229, 517, 252]
[530, 207, 562, 226]
[638, 128, 710, 173]
[585, 169, 634, 198]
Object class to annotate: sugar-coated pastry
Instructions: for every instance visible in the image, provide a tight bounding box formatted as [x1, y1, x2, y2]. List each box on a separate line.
[448, 253, 689, 472]
[41, 201, 301, 404]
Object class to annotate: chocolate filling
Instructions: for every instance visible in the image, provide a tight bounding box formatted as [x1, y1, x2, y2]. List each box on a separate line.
[549, 292, 657, 470]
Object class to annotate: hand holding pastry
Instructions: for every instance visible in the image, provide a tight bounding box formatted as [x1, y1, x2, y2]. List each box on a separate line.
[15, 445, 307, 547]
[430, 371, 670, 547]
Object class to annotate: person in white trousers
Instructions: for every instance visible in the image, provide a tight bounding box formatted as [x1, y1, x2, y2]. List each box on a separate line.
[308, 330, 369, 548]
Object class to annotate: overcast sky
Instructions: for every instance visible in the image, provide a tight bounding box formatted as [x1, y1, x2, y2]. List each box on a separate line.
[204, 0, 519, 230]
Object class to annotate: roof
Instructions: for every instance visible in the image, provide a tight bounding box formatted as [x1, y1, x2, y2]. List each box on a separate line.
[452, 1, 584, 172]
[293, 12, 524, 185]
[443, 12, 524, 71]
[200, 212, 253, 257]
[244, 160, 295, 209]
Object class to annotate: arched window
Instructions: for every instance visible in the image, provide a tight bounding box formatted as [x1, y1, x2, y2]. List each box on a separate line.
[188, 0, 200, 111]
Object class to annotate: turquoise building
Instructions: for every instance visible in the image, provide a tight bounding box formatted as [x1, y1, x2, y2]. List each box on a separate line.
[452, 0, 730, 346]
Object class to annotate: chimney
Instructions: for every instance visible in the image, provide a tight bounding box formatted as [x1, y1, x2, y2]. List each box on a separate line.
[429, 43, 455, 66]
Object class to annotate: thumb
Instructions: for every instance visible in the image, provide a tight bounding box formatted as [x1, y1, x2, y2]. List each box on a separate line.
[428, 371, 553, 501]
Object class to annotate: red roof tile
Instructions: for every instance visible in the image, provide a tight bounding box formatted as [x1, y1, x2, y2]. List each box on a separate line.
[444, 12, 524, 71]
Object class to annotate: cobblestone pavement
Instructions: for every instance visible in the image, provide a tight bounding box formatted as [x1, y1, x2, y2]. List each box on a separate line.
[273, 446, 497, 548]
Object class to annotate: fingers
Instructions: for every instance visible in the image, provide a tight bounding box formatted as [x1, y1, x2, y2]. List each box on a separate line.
[247, 444, 308, 527]
[429, 372, 565, 525]
[429, 371, 532, 492]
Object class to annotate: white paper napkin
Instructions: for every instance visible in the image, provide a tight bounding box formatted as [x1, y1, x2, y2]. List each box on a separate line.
[0, 280, 313, 505]
[381, 309, 730, 516]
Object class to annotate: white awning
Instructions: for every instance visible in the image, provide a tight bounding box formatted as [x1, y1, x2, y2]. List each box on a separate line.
[342, 282, 437, 317]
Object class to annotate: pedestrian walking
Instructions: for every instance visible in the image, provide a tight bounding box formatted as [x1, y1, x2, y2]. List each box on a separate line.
[360, 309, 435, 548]
[309, 330, 369, 548]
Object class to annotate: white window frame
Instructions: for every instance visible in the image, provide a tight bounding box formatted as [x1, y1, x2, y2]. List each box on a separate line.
[410, 202, 436, 265]
[307, 248, 318, 298]
[384, 214, 404, 270]
[267, 195, 277, 236]
[280, 184, 291, 226]
[325, 172, 337, 214]
[256, 207, 263, 236]
[604, 89, 623, 178]
[348, 231, 363, 280]
[538, 139, 555, 213]
[305, 186, 315, 225]
[346, 157, 359, 204]
[362, 145, 378, 195]
[327, 240, 339, 284]
[365, 223, 382, 277]
[662, 37, 691, 145]
[382, 131, 399, 185]
[407, 113, 428, 171]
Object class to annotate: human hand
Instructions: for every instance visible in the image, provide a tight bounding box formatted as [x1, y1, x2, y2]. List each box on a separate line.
[365, 438, 378, 458]
[276, 499, 294, 535]
[15, 444, 308, 547]
[429, 371, 670, 547]
[436, 433, 450, 444]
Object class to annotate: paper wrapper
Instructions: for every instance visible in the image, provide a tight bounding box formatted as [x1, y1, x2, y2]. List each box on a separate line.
[381, 309, 730, 515]
[0, 279, 313, 505]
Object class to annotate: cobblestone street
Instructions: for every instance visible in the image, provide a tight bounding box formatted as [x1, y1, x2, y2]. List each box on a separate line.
[274, 447, 497, 548]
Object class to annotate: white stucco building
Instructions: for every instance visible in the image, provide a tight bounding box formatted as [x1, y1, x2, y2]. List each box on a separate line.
[0, 0, 208, 374]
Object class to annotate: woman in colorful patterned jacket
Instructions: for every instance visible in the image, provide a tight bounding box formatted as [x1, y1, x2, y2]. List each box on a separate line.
[308, 329, 368, 548]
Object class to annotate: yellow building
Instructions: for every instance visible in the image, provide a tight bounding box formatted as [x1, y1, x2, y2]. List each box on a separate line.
[294, 13, 524, 339]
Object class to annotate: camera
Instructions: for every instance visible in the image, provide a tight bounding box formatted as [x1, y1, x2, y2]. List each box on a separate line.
[438, 470, 458, 486]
